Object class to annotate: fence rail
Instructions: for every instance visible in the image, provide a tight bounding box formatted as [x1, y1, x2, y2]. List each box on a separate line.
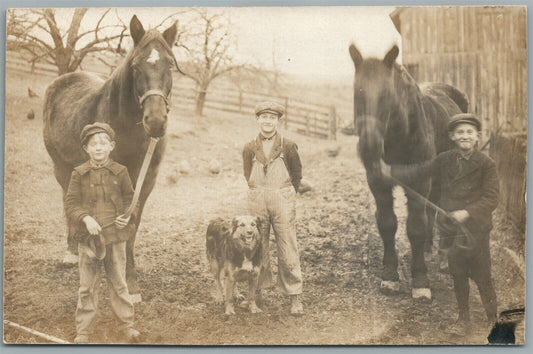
[7, 54, 337, 140]
[170, 82, 337, 139]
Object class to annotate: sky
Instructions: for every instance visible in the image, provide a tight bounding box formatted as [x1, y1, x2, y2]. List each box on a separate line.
[16, 6, 401, 85]
[229, 6, 400, 83]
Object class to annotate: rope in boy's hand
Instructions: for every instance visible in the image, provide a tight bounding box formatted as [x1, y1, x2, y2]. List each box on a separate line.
[385, 173, 476, 251]
[101, 137, 159, 230]
[114, 214, 131, 229]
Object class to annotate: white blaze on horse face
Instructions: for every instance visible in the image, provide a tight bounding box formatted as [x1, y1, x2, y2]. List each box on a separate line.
[146, 49, 160, 64]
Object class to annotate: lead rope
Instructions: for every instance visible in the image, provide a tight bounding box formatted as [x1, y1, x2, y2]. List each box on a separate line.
[388, 173, 475, 251]
[101, 137, 159, 229]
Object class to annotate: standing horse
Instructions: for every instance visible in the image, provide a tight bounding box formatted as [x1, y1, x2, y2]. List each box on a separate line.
[43, 15, 179, 302]
[348, 44, 469, 300]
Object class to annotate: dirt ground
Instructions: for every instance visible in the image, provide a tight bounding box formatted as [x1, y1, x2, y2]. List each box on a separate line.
[3, 68, 526, 345]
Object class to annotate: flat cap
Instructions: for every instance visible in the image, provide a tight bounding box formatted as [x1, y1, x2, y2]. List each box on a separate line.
[448, 113, 481, 132]
[80, 122, 115, 145]
[255, 101, 285, 118]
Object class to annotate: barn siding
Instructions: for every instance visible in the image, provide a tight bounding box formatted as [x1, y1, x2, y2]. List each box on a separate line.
[397, 6, 527, 135]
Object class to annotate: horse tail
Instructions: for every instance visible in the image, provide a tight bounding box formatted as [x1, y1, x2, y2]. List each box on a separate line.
[421, 83, 469, 113]
[439, 83, 469, 113]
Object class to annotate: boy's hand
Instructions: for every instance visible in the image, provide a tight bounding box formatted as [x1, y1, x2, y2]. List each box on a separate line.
[83, 216, 102, 235]
[114, 214, 131, 229]
[450, 210, 469, 224]
[380, 159, 392, 178]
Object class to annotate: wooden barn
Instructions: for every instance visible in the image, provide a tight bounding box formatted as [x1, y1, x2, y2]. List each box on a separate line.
[390, 6, 527, 136]
[390, 6, 527, 230]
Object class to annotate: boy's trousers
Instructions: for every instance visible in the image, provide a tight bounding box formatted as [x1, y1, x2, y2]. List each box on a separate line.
[247, 156, 303, 295]
[76, 240, 134, 335]
[447, 232, 497, 322]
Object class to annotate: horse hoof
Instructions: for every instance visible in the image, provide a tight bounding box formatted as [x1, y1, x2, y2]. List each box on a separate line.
[412, 288, 432, 301]
[249, 304, 262, 314]
[380, 280, 400, 294]
[62, 253, 78, 264]
[225, 307, 236, 316]
[129, 293, 143, 304]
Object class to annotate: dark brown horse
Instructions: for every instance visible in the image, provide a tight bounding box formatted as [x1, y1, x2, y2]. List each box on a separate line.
[349, 44, 469, 300]
[43, 15, 179, 302]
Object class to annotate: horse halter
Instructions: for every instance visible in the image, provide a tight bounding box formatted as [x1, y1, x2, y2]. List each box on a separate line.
[138, 89, 171, 112]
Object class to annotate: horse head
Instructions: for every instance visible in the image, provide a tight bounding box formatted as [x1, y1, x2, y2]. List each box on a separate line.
[349, 44, 421, 172]
[128, 15, 179, 138]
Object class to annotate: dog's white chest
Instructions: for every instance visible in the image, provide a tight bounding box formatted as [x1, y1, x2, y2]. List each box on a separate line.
[242, 259, 254, 272]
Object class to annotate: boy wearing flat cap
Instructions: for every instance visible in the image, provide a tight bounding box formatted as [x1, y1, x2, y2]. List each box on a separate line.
[64, 122, 140, 343]
[243, 101, 304, 315]
[381, 113, 499, 334]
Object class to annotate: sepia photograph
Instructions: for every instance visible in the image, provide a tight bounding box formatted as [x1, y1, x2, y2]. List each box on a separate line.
[2, 5, 527, 345]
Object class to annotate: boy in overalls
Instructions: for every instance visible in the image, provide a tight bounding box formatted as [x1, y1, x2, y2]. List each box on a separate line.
[242, 101, 304, 315]
[381, 113, 499, 334]
[64, 122, 140, 343]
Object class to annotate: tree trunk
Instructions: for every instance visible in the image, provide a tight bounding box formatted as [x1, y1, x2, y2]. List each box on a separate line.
[57, 60, 70, 75]
[195, 90, 207, 116]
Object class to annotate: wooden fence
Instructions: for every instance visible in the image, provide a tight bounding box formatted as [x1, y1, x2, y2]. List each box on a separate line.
[6, 54, 337, 140]
[489, 132, 527, 232]
[170, 82, 337, 139]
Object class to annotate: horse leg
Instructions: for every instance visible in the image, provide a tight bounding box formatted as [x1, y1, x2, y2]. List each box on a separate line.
[53, 161, 79, 263]
[368, 177, 399, 294]
[406, 193, 432, 300]
[424, 181, 440, 253]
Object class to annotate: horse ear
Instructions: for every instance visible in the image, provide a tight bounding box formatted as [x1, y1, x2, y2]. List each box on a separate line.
[349, 44, 363, 68]
[162, 20, 178, 47]
[383, 45, 399, 68]
[130, 15, 145, 46]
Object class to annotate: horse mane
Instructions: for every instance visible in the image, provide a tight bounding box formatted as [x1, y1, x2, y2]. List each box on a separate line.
[391, 63, 429, 141]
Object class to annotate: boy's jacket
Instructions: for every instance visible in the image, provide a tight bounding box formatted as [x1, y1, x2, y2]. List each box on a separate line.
[392, 149, 499, 232]
[64, 159, 137, 244]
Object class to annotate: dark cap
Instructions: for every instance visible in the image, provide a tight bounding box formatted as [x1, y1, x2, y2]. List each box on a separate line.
[80, 122, 115, 145]
[254, 101, 285, 118]
[448, 113, 481, 132]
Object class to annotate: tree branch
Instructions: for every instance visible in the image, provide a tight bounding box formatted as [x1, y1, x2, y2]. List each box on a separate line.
[66, 8, 88, 49]
[42, 9, 64, 49]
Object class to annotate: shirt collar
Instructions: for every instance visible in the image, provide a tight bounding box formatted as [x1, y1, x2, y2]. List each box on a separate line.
[456, 148, 475, 160]
[75, 159, 123, 175]
[90, 159, 111, 169]
[253, 133, 282, 164]
[259, 132, 277, 142]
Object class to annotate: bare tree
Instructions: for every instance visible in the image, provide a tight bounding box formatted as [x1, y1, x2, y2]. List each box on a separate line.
[7, 8, 127, 75]
[176, 8, 243, 117]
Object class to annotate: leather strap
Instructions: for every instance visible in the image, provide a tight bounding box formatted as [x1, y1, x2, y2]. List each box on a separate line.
[139, 89, 169, 107]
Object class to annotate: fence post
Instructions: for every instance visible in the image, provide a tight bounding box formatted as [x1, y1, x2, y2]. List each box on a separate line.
[238, 90, 243, 112]
[284, 97, 289, 129]
[328, 105, 337, 140]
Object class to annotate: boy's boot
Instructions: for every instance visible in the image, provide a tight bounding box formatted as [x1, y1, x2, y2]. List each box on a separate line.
[74, 334, 89, 344]
[289, 294, 304, 316]
[124, 327, 141, 343]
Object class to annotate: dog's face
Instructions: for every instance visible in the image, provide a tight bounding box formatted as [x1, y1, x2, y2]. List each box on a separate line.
[231, 216, 261, 251]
